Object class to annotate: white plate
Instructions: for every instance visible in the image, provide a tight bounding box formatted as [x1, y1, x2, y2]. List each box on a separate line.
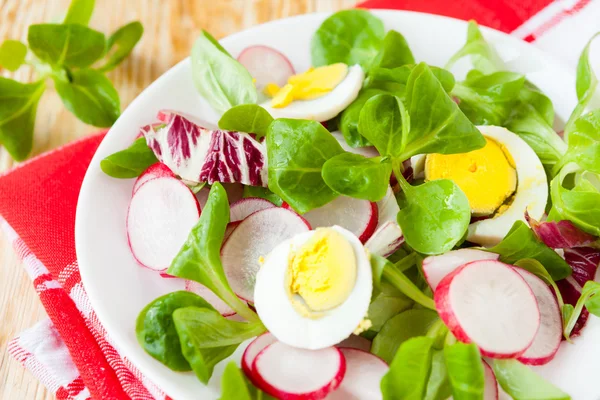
[76, 10, 597, 400]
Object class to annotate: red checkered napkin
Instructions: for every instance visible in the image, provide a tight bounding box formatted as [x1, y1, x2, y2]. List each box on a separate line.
[1, 1, 598, 398]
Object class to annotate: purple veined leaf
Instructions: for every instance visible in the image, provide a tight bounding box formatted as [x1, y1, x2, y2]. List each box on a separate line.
[141, 111, 268, 187]
[556, 247, 600, 337]
[526, 213, 598, 249]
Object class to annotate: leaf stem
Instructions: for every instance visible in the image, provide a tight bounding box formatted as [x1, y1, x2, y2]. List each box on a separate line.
[382, 263, 436, 310]
[392, 159, 411, 194]
[393, 252, 417, 272]
[221, 289, 259, 322]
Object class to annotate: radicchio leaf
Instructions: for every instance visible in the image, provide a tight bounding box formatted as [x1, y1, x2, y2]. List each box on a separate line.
[526, 213, 598, 248]
[142, 111, 267, 186]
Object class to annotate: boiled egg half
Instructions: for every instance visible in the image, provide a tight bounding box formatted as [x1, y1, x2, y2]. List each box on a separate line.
[260, 64, 364, 122]
[421, 125, 547, 246]
[254, 226, 372, 350]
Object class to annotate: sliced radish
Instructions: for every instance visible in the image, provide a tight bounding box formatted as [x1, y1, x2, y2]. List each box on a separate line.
[224, 221, 241, 241]
[242, 333, 278, 385]
[253, 342, 345, 400]
[483, 360, 499, 400]
[184, 280, 236, 317]
[376, 186, 399, 226]
[132, 163, 175, 194]
[237, 45, 295, 89]
[434, 260, 540, 359]
[127, 177, 200, 271]
[514, 269, 562, 366]
[422, 249, 500, 291]
[230, 197, 275, 222]
[195, 186, 210, 209]
[223, 182, 244, 205]
[328, 348, 388, 400]
[330, 131, 379, 158]
[364, 221, 404, 257]
[336, 335, 372, 352]
[296, 197, 377, 243]
[221, 207, 311, 302]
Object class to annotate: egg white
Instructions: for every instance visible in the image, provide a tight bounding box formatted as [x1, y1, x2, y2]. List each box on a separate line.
[259, 65, 364, 122]
[467, 125, 548, 246]
[253, 226, 372, 350]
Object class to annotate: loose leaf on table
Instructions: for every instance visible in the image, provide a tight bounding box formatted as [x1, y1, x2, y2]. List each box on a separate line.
[563, 281, 600, 338]
[100, 138, 159, 178]
[564, 32, 600, 137]
[135, 291, 214, 372]
[53, 68, 120, 127]
[368, 65, 456, 94]
[311, 9, 385, 70]
[98, 21, 144, 72]
[371, 254, 436, 310]
[444, 342, 485, 400]
[63, 0, 95, 25]
[446, 20, 504, 74]
[550, 168, 600, 237]
[401, 63, 486, 159]
[168, 183, 258, 321]
[322, 153, 391, 201]
[488, 220, 572, 280]
[28, 24, 105, 68]
[0, 78, 45, 161]
[340, 88, 386, 148]
[191, 30, 257, 114]
[243, 185, 283, 206]
[173, 306, 266, 384]
[371, 309, 439, 364]
[219, 362, 274, 400]
[555, 109, 600, 175]
[370, 29, 415, 70]
[396, 176, 472, 255]
[218, 104, 273, 139]
[492, 359, 570, 400]
[266, 119, 343, 213]
[0, 40, 27, 71]
[425, 350, 452, 400]
[381, 336, 435, 400]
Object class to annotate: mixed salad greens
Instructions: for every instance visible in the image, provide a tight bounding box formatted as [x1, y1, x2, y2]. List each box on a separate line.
[102, 9, 600, 400]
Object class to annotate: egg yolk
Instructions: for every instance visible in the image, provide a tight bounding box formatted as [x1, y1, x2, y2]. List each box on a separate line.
[286, 228, 357, 315]
[425, 137, 517, 216]
[267, 63, 349, 108]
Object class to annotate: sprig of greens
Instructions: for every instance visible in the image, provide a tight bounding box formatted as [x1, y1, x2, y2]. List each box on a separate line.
[563, 280, 600, 339]
[0, 0, 142, 161]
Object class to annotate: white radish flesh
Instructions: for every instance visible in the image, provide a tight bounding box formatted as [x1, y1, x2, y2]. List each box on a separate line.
[483, 360, 499, 400]
[327, 348, 388, 400]
[376, 186, 400, 227]
[364, 221, 404, 257]
[237, 45, 295, 89]
[230, 197, 275, 222]
[298, 196, 377, 243]
[242, 333, 278, 384]
[221, 207, 311, 302]
[253, 342, 345, 400]
[422, 249, 500, 291]
[434, 260, 540, 359]
[184, 280, 236, 317]
[127, 177, 200, 271]
[224, 221, 240, 241]
[132, 163, 175, 194]
[515, 269, 562, 366]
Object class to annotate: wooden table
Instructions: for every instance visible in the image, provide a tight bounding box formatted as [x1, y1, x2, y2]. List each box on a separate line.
[0, 0, 358, 398]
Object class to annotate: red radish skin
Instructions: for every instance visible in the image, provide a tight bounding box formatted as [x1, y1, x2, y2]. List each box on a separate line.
[127, 177, 200, 272]
[434, 260, 540, 359]
[184, 280, 236, 317]
[336, 335, 372, 352]
[237, 45, 295, 89]
[253, 342, 345, 400]
[483, 360, 499, 400]
[286, 197, 378, 243]
[221, 207, 311, 302]
[242, 333, 278, 387]
[422, 249, 500, 291]
[514, 269, 562, 366]
[328, 348, 388, 400]
[230, 197, 275, 222]
[132, 163, 175, 194]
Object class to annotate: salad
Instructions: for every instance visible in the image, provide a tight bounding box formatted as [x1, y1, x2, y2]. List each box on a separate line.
[101, 9, 600, 400]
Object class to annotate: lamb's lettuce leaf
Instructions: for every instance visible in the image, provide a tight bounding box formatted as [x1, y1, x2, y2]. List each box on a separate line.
[322, 153, 391, 201]
[446, 20, 504, 74]
[444, 343, 485, 400]
[492, 359, 570, 400]
[370, 29, 414, 70]
[218, 104, 273, 140]
[219, 362, 275, 400]
[100, 137, 158, 178]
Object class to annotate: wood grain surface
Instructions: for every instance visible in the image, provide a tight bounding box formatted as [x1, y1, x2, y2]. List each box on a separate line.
[0, 0, 358, 398]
